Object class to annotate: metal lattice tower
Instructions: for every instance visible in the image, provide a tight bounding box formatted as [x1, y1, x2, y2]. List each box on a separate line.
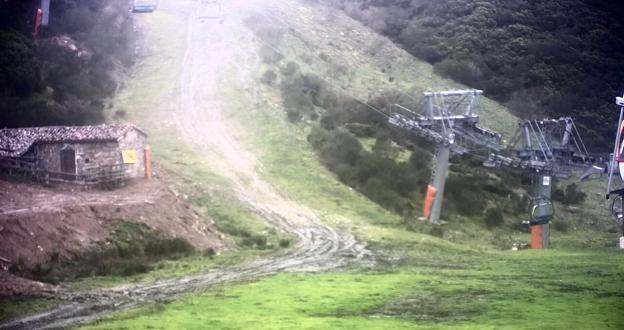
[387, 90, 594, 246]
[388, 90, 504, 224]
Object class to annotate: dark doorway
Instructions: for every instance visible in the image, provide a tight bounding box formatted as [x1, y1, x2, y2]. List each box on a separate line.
[60, 148, 76, 179]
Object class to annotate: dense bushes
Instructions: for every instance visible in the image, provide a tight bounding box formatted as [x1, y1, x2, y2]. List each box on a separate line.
[0, 0, 134, 128]
[274, 60, 522, 225]
[327, 0, 624, 149]
[484, 207, 504, 229]
[0, 31, 40, 97]
[553, 183, 587, 206]
[280, 72, 338, 122]
[308, 126, 431, 215]
[10, 222, 197, 283]
[261, 69, 278, 85]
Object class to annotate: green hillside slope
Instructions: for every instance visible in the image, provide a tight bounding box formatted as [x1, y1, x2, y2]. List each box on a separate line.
[327, 0, 624, 149]
[74, 1, 624, 329]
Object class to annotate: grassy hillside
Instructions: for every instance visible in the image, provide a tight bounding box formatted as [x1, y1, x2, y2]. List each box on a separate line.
[13, 0, 622, 328]
[85, 249, 624, 329]
[228, 0, 606, 244]
[327, 0, 624, 149]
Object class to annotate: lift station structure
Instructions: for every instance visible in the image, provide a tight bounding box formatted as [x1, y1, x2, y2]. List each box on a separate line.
[387, 89, 593, 249]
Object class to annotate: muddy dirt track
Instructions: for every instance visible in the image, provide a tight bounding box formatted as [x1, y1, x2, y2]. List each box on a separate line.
[1, 1, 370, 329]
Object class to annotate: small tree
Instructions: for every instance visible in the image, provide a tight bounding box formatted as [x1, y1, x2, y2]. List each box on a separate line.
[484, 206, 504, 229]
[261, 69, 277, 85]
[280, 61, 299, 76]
[563, 183, 586, 205]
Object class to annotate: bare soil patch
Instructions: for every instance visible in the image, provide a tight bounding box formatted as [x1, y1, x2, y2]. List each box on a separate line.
[0, 177, 226, 297]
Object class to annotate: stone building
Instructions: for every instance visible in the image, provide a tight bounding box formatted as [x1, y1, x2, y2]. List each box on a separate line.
[0, 124, 150, 185]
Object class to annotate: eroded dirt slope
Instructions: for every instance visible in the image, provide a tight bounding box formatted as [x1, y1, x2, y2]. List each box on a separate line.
[0, 178, 226, 296]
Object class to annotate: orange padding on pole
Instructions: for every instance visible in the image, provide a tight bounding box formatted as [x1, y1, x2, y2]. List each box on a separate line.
[531, 225, 543, 250]
[423, 184, 437, 220]
[144, 145, 152, 179]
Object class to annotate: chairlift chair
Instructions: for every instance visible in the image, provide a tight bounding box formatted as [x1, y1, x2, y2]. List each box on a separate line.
[198, 0, 223, 23]
[132, 0, 159, 13]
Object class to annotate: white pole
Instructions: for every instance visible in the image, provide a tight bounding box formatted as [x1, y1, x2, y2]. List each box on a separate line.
[607, 95, 624, 198]
[41, 0, 50, 26]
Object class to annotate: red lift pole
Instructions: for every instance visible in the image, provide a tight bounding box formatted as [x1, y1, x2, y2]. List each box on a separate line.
[33, 8, 43, 37]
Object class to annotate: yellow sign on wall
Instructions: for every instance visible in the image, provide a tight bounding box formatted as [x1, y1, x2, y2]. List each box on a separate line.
[122, 150, 138, 164]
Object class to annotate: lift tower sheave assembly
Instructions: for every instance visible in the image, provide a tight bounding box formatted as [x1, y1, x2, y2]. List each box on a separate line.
[388, 89, 594, 248]
[388, 89, 496, 225]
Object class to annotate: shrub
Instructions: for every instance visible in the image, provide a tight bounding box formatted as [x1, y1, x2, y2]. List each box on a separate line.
[286, 109, 303, 123]
[203, 248, 216, 259]
[552, 183, 587, 205]
[279, 72, 340, 122]
[279, 238, 291, 248]
[445, 175, 487, 216]
[0, 30, 41, 96]
[259, 45, 283, 64]
[552, 188, 566, 203]
[318, 129, 363, 168]
[280, 74, 314, 117]
[280, 61, 300, 76]
[113, 108, 127, 119]
[145, 237, 195, 257]
[563, 183, 586, 205]
[484, 207, 504, 229]
[245, 15, 285, 45]
[241, 234, 268, 249]
[433, 58, 484, 87]
[554, 220, 570, 233]
[0, 0, 134, 128]
[261, 69, 277, 85]
[10, 222, 198, 283]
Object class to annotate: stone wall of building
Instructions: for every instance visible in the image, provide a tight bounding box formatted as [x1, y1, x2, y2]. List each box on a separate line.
[18, 127, 148, 181]
[31, 141, 121, 176]
[118, 129, 147, 179]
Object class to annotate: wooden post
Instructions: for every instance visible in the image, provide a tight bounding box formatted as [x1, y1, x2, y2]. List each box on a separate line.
[423, 184, 437, 220]
[144, 145, 152, 179]
[531, 224, 549, 249]
[531, 225, 543, 249]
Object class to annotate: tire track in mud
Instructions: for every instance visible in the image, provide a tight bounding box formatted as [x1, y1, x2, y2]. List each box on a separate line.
[1, 1, 370, 329]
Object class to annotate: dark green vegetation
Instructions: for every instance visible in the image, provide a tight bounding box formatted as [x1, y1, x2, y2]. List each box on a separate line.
[83, 249, 624, 329]
[0, 299, 56, 323]
[195, 195, 291, 250]
[7, 207, 287, 287]
[9, 222, 198, 283]
[553, 182, 587, 206]
[327, 0, 624, 149]
[272, 62, 541, 231]
[0, 0, 134, 127]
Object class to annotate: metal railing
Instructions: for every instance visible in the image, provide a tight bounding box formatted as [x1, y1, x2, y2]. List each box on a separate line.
[0, 156, 127, 187]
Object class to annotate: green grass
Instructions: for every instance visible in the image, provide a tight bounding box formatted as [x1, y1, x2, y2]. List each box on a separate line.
[220, 34, 512, 250]
[82, 249, 624, 329]
[226, 3, 621, 250]
[0, 299, 56, 322]
[53, 0, 624, 328]
[67, 249, 270, 291]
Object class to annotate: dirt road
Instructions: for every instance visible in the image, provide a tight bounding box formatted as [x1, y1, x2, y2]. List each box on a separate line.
[1, 1, 370, 328]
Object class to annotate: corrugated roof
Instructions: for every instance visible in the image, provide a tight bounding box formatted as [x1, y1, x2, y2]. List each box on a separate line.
[0, 124, 146, 157]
